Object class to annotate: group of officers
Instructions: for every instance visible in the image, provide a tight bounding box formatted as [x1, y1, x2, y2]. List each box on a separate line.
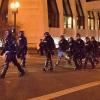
[0, 30, 99, 79]
[0, 30, 27, 79]
[39, 32, 100, 71]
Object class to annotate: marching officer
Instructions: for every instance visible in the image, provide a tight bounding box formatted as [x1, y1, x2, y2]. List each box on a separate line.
[68, 37, 76, 64]
[42, 32, 55, 71]
[73, 33, 85, 70]
[39, 39, 44, 55]
[0, 30, 25, 79]
[91, 36, 99, 64]
[17, 31, 27, 68]
[56, 35, 69, 66]
[84, 37, 95, 69]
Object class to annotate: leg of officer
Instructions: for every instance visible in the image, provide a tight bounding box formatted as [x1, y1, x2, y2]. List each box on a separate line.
[93, 52, 99, 64]
[89, 57, 95, 69]
[12, 56, 25, 76]
[56, 50, 63, 66]
[44, 59, 48, 68]
[0, 63, 9, 78]
[67, 51, 72, 64]
[84, 56, 89, 69]
[45, 52, 49, 67]
[43, 51, 49, 71]
[0, 51, 11, 79]
[77, 58, 82, 69]
[73, 58, 79, 70]
[21, 53, 26, 68]
[73, 54, 80, 70]
[49, 53, 53, 70]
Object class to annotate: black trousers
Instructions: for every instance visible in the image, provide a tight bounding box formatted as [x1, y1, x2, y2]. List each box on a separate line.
[44, 51, 53, 69]
[92, 52, 99, 64]
[20, 52, 26, 67]
[17, 47, 27, 67]
[84, 53, 95, 69]
[73, 53, 83, 70]
[1, 51, 25, 77]
[39, 48, 44, 55]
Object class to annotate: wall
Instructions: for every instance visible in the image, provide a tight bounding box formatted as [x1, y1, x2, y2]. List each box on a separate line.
[8, 0, 100, 48]
[8, 0, 48, 48]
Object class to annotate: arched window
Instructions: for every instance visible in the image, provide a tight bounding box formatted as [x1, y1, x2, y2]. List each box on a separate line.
[88, 11, 95, 30]
[0, 0, 9, 22]
[97, 12, 100, 30]
[76, 0, 85, 29]
[47, 0, 59, 27]
[62, 0, 73, 28]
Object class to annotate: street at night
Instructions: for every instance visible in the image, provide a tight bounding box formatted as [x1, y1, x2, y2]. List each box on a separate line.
[1, 0, 100, 100]
[0, 53, 100, 100]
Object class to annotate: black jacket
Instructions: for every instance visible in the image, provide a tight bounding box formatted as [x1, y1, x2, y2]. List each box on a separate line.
[75, 39, 85, 53]
[1, 35, 16, 55]
[58, 39, 69, 52]
[17, 35, 27, 56]
[91, 40, 98, 54]
[85, 41, 93, 54]
[43, 35, 55, 52]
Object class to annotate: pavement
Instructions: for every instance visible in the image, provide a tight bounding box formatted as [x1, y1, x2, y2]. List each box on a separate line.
[0, 54, 100, 100]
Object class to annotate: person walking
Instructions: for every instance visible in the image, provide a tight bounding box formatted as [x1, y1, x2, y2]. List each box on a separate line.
[42, 32, 55, 72]
[43, 32, 55, 71]
[17, 31, 27, 68]
[73, 33, 85, 70]
[39, 39, 45, 55]
[91, 36, 99, 64]
[0, 30, 25, 79]
[84, 37, 95, 69]
[55, 35, 69, 66]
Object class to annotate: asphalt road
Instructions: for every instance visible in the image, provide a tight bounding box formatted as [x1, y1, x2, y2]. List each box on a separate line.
[0, 54, 100, 100]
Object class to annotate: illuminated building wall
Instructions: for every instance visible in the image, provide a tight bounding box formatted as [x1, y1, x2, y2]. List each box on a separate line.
[7, 0, 100, 48]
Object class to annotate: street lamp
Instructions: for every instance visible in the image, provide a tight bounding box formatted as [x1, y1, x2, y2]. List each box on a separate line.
[10, 1, 20, 35]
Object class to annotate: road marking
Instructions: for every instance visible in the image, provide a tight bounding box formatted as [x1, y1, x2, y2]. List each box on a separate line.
[29, 81, 100, 100]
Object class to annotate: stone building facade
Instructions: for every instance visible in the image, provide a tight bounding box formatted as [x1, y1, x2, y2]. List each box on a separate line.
[0, 0, 100, 48]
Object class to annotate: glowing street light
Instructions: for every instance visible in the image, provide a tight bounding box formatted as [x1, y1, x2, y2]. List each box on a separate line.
[10, 1, 20, 35]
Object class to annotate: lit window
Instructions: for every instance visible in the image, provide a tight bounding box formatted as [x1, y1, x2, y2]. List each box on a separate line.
[47, 0, 59, 28]
[88, 11, 95, 30]
[64, 16, 72, 28]
[76, 0, 85, 29]
[0, 0, 9, 22]
[63, 0, 73, 28]
[97, 12, 100, 30]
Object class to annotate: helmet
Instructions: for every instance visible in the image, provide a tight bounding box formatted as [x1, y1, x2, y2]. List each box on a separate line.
[44, 32, 49, 36]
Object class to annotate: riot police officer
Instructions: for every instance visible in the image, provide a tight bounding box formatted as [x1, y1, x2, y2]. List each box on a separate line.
[0, 30, 25, 79]
[56, 35, 69, 66]
[68, 37, 76, 64]
[42, 32, 55, 71]
[39, 39, 44, 55]
[91, 36, 99, 64]
[84, 37, 95, 69]
[73, 33, 85, 70]
[17, 31, 27, 68]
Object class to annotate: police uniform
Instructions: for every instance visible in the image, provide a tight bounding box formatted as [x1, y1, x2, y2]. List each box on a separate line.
[84, 38, 95, 69]
[0, 31, 25, 79]
[91, 38, 99, 64]
[68, 37, 76, 64]
[39, 39, 45, 55]
[56, 36, 69, 66]
[18, 33, 27, 67]
[43, 32, 55, 71]
[73, 38, 85, 70]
